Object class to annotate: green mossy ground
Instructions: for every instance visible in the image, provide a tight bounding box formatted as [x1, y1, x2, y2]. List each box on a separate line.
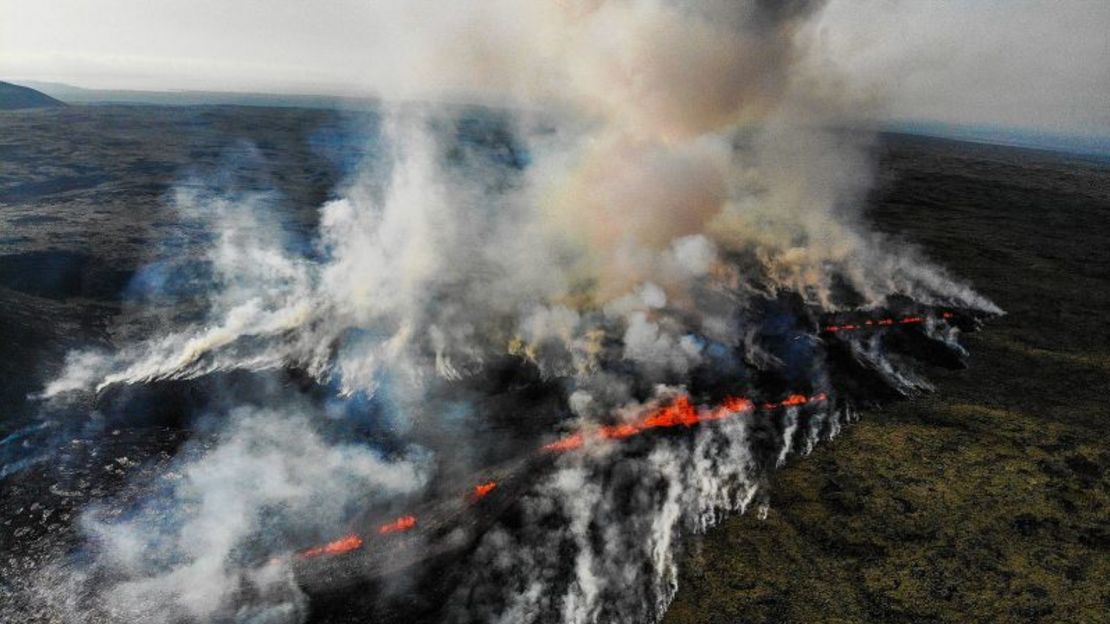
[665, 136, 1109, 624]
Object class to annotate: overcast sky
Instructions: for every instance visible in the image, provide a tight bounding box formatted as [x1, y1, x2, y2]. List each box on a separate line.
[2, 0, 1107, 136]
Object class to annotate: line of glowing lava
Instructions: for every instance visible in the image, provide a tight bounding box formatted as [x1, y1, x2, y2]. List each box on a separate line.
[821, 311, 954, 334]
[472, 481, 498, 500]
[297, 391, 829, 560]
[297, 515, 417, 559]
[378, 514, 417, 535]
[542, 392, 826, 452]
[295, 311, 956, 559]
[299, 534, 364, 558]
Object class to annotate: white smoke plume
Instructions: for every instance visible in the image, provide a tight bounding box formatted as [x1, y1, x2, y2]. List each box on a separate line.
[34, 406, 430, 623]
[43, 0, 996, 399]
[34, 1, 1001, 622]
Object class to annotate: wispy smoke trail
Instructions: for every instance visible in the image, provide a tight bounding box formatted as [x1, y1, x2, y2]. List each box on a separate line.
[33, 1, 1000, 622]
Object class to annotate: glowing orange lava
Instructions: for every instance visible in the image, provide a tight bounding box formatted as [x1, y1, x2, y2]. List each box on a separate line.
[641, 395, 699, 429]
[378, 515, 417, 535]
[299, 533, 363, 558]
[299, 391, 831, 559]
[541, 432, 585, 452]
[822, 311, 954, 334]
[473, 481, 498, 499]
[543, 393, 827, 453]
[598, 423, 640, 440]
[781, 394, 808, 407]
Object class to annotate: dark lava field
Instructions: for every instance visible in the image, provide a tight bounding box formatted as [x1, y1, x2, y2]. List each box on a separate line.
[2, 105, 1108, 623]
[666, 135, 1110, 623]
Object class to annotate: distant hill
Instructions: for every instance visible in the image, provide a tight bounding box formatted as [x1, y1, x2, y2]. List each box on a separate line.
[14, 80, 372, 110]
[0, 81, 66, 110]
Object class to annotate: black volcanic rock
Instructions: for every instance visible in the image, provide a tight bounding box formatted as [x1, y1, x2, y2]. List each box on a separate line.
[0, 81, 66, 110]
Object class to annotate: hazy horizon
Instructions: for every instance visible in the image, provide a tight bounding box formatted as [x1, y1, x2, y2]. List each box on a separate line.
[2, 0, 1108, 140]
[7, 76, 1108, 158]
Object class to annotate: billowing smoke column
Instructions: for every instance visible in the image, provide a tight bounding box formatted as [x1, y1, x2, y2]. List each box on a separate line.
[32, 1, 999, 622]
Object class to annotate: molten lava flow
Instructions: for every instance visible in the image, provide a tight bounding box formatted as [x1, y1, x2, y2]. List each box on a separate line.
[720, 395, 755, 413]
[378, 515, 417, 535]
[822, 311, 956, 334]
[541, 432, 585, 452]
[472, 481, 497, 500]
[543, 392, 828, 453]
[299, 533, 363, 558]
[598, 423, 640, 440]
[297, 392, 830, 559]
[641, 395, 699, 428]
[700, 396, 755, 422]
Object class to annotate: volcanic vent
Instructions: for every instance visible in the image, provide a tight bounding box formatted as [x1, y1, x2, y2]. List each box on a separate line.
[282, 300, 995, 619]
